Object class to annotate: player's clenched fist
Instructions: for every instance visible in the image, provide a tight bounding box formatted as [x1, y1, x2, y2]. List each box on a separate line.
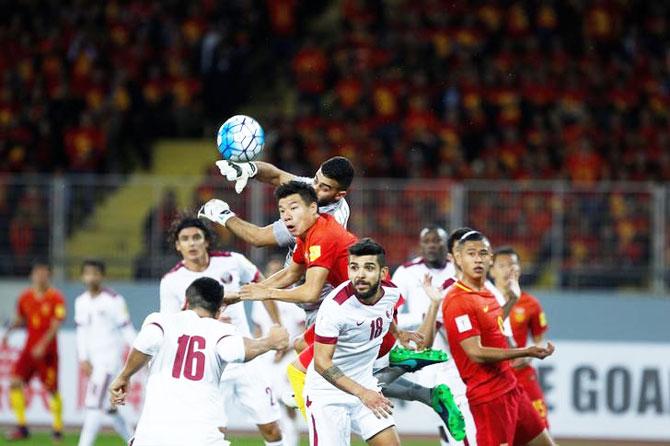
[525, 342, 555, 360]
[358, 389, 394, 419]
[215, 160, 258, 194]
[109, 376, 129, 406]
[198, 199, 236, 226]
[267, 325, 289, 351]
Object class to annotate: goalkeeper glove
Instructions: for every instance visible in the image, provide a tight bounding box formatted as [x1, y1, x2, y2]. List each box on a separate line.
[215, 160, 258, 194]
[197, 199, 236, 226]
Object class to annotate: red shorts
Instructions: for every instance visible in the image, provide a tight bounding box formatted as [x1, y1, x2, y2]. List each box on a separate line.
[470, 386, 545, 446]
[297, 326, 396, 369]
[515, 366, 549, 428]
[12, 347, 59, 393]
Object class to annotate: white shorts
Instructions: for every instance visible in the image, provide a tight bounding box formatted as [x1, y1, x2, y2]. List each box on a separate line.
[84, 367, 116, 411]
[220, 362, 280, 426]
[131, 426, 230, 446]
[305, 394, 395, 446]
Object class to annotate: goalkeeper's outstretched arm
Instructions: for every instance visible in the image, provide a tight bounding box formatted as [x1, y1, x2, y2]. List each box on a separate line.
[252, 161, 297, 186]
[198, 199, 278, 247]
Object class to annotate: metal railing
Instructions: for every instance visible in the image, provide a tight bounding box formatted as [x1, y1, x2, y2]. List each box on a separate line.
[0, 175, 666, 292]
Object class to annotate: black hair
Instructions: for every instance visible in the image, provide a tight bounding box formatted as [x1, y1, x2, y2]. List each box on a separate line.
[169, 215, 214, 247]
[348, 237, 386, 267]
[447, 227, 474, 254]
[420, 224, 448, 241]
[274, 180, 318, 205]
[81, 258, 106, 274]
[320, 156, 354, 190]
[493, 246, 519, 262]
[31, 259, 51, 271]
[185, 277, 224, 315]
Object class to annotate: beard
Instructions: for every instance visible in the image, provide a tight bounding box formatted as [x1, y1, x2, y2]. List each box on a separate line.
[354, 280, 381, 300]
[317, 197, 334, 207]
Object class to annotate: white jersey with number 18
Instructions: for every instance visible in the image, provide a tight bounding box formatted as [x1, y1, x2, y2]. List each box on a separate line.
[305, 280, 401, 403]
[130, 310, 245, 446]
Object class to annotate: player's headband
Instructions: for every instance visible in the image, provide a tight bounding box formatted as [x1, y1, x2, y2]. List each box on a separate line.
[459, 230, 483, 242]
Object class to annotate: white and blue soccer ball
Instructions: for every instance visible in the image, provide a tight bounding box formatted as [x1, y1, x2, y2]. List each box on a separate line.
[216, 115, 265, 162]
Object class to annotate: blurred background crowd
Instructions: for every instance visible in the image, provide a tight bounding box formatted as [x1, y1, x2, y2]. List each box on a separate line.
[0, 0, 668, 287]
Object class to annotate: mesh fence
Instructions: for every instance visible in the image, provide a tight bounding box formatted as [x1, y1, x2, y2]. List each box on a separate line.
[0, 175, 665, 291]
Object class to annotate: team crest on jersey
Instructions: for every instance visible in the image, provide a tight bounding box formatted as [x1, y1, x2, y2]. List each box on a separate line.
[308, 245, 321, 262]
[220, 272, 233, 284]
[514, 307, 526, 323]
[41, 303, 51, 316]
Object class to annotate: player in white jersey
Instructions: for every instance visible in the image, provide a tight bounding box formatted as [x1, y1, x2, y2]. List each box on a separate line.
[109, 278, 289, 446]
[159, 217, 284, 445]
[198, 156, 354, 325]
[251, 257, 307, 446]
[75, 260, 135, 446]
[307, 238, 403, 446]
[389, 226, 468, 443]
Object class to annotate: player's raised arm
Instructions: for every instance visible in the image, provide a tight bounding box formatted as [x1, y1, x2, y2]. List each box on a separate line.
[198, 198, 279, 247]
[415, 274, 444, 348]
[216, 159, 296, 190]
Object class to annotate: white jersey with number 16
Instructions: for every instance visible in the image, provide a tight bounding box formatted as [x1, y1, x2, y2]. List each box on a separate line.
[130, 310, 245, 446]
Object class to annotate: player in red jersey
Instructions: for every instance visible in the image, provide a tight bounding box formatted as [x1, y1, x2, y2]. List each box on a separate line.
[491, 246, 550, 428]
[442, 231, 556, 446]
[237, 181, 437, 420]
[237, 180, 358, 416]
[1, 261, 66, 441]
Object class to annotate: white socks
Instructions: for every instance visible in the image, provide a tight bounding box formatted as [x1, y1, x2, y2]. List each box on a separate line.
[77, 408, 133, 446]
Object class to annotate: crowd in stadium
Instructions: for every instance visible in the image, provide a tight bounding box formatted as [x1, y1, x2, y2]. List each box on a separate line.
[0, 0, 668, 281]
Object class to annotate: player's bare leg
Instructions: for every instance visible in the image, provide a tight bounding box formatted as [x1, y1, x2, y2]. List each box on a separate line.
[256, 421, 283, 444]
[366, 426, 400, 446]
[6, 377, 29, 440]
[527, 429, 557, 446]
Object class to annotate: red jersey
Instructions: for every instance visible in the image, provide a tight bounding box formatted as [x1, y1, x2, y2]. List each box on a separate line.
[292, 213, 357, 287]
[442, 281, 516, 406]
[509, 291, 548, 349]
[17, 288, 66, 353]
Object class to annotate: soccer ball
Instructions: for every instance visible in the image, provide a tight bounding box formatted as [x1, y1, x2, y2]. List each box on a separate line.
[216, 115, 265, 162]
